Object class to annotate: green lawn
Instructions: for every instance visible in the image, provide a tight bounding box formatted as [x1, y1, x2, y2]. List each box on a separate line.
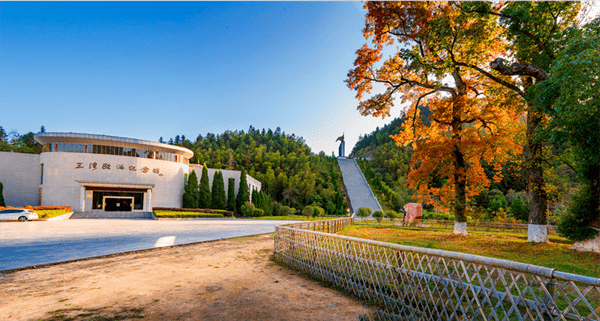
[338, 224, 600, 278]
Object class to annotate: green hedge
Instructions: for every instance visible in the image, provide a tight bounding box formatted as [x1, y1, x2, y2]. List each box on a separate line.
[153, 210, 224, 218]
[422, 211, 455, 221]
[37, 209, 70, 219]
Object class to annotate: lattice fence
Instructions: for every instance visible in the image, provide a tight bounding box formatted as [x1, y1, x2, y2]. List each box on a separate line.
[356, 218, 557, 234]
[274, 220, 600, 321]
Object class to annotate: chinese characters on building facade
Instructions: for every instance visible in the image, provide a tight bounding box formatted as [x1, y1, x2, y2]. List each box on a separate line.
[75, 162, 163, 176]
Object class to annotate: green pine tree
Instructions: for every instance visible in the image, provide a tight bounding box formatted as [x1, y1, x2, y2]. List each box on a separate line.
[183, 171, 199, 208]
[236, 168, 250, 211]
[227, 178, 236, 212]
[334, 191, 344, 215]
[510, 195, 528, 222]
[0, 182, 6, 207]
[198, 164, 211, 208]
[252, 189, 259, 207]
[262, 192, 272, 215]
[211, 171, 226, 209]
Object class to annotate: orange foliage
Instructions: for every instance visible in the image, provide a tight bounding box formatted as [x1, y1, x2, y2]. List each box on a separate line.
[347, 2, 524, 222]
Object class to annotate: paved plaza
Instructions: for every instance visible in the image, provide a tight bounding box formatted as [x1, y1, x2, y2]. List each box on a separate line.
[0, 218, 299, 271]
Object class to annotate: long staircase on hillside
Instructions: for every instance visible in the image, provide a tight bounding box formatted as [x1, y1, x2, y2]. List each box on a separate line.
[337, 158, 382, 215]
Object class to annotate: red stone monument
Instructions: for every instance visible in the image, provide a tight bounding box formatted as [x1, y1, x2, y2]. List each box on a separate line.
[403, 203, 423, 224]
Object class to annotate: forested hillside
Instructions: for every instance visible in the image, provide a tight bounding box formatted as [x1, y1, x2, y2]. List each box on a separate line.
[171, 126, 348, 213]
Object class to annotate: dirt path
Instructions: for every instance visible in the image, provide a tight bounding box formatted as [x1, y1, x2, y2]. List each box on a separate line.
[1, 234, 372, 321]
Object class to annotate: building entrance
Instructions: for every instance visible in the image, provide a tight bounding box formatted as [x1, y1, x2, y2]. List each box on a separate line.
[103, 196, 134, 211]
[91, 190, 145, 211]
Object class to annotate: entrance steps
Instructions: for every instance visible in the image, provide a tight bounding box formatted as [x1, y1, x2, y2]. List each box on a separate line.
[337, 157, 382, 215]
[70, 211, 155, 220]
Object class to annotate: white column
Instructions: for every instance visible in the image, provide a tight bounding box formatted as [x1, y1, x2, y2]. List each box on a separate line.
[146, 189, 152, 212]
[79, 186, 86, 212]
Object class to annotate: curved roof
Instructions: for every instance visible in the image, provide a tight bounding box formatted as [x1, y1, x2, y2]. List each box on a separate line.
[35, 132, 194, 159]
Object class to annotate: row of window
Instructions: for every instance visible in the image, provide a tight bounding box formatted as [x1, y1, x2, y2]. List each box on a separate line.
[43, 143, 189, 164]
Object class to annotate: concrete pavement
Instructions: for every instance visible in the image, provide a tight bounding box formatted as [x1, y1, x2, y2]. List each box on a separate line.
[0, 219, 299, 271]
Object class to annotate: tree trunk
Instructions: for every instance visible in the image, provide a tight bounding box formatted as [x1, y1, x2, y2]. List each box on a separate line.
[453, 146, 468, 236]
[525, 108, 549, 243]
[452, 92, 468, 236]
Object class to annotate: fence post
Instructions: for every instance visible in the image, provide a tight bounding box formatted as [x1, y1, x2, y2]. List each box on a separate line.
[544, 279, 558, 317]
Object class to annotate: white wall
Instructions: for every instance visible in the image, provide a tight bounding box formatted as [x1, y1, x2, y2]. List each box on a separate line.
[40, 152, 188, 210]
[0, 152, 41, 206]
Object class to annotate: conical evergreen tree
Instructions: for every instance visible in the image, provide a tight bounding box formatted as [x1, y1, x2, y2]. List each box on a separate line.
[182, 171, 199, 208]
[0, 182, 6, 207]
[227, 178, 236, 212]
[198, 164, 211, 208]
[211, 171, 226, 209]
[236, 168, 250, 210]
[252, 189, 259, 207]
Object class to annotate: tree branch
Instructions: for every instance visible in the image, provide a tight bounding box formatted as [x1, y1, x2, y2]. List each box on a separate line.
[454, 61, 525, 96]
[411, 90, 437, 136]
[490, 58, 549, 81]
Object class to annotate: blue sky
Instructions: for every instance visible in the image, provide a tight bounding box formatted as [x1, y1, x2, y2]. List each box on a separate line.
[1, 1, 393, 155]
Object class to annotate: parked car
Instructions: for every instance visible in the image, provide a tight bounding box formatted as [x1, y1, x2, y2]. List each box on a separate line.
[0, 209, 39, 222]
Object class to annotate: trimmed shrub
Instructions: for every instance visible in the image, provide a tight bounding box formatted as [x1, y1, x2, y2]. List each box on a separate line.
[357, 207, 372, 221]
[372, 210, 384, 224]
[153, 210, 223, 218]
[253, 208, 265, 217]
[152, 207, 233, 217]
[240, 201, 256, 217]
[385, 210, 398, 224]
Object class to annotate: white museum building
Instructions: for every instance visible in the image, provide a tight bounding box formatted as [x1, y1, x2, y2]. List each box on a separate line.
[0, 132, 261, 213]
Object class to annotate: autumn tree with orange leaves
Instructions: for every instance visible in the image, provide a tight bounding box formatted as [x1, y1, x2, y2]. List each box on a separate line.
[346, 2, 523, 235]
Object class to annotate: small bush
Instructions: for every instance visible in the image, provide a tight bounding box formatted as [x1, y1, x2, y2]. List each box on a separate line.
[280, 206, 296, 216]
[557, 185, 600, 242]
[253, 208, 265, 217]
[385, 210, 398, 224]
[356, 207, 372, 221]
[240, 202, 257, 217]
[302, 205, 315, 219]
[372, 210, 384, 224]
[312, 206, 325, 218]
